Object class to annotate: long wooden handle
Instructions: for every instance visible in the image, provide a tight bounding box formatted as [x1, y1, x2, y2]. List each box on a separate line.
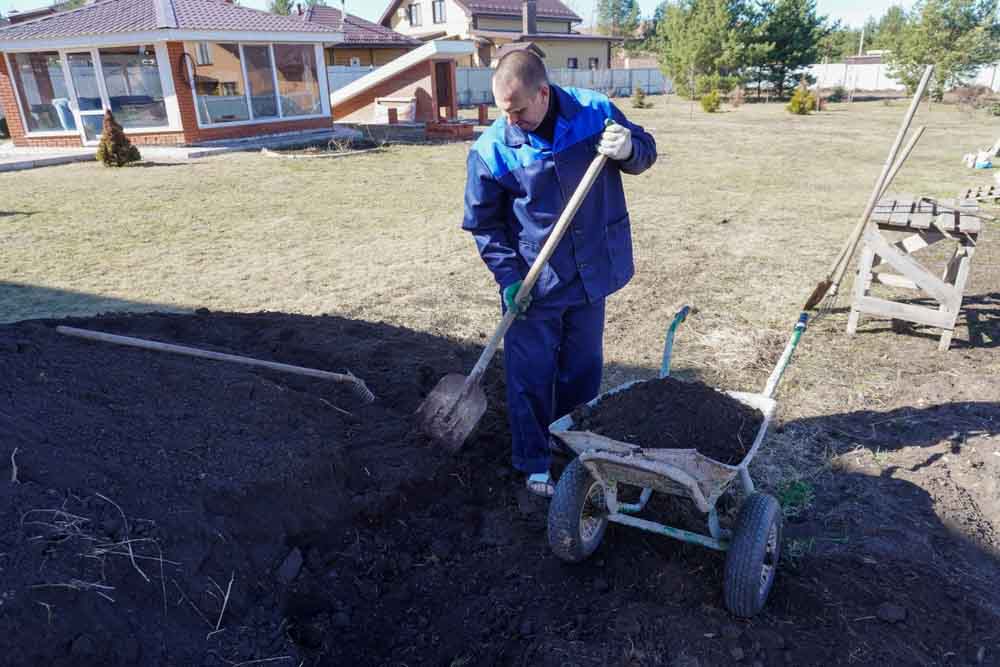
[828, 125, 926, 289]
[56, 326, 358, 384]
[467, 150, 611, 384]
[825, 65, 933, 296]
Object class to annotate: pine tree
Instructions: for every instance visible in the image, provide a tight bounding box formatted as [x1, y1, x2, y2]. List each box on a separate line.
[96, 110, 141, 167]
[268, 0, 294, 15]
[760, 0, 826, 96]
[885, 0, 1000, 100]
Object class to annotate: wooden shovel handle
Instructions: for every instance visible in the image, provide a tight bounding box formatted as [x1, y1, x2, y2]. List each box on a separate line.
[467, 138, 612, 384]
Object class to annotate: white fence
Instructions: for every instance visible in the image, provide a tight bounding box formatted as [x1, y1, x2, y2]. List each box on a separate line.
[807, 61, 1000, 92]
[327, 65, 671, 106]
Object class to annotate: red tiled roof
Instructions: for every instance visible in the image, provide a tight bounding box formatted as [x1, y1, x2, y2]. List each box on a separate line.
[461, 0, 580, 20]
[303, 5, 419, 46]
[378, 0, 581, 26]
[0, 0, 342, 41]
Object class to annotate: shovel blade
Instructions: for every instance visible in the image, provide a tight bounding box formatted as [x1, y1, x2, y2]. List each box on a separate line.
[415, 373, 488, 452]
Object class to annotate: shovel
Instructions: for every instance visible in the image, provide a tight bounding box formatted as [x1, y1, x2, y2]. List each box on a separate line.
[418, 130, 613, 452]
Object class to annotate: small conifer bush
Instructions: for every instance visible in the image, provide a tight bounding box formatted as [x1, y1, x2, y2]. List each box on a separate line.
[700, 90, 721, 113]
[96, 109, 141, 167]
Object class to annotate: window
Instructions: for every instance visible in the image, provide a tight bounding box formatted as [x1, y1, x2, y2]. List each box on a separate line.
[242, 44, 278, 119]
[184, 42, 322, 125]
[273, 44, 321, 117]
[432, 0, 445, 23]
[407, 2, 422, 26]
[588, 57, 600, 69]
[10, 51, 76, 132]
[567, 57, 578, 69]
[99, 45, 168, 129]
[185, 42, 250, 124]
[349, 56, 361, 67]
[196, 42, 213, 65]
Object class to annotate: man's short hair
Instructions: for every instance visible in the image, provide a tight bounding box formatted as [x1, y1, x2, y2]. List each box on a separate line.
[494, 50, 548, 94]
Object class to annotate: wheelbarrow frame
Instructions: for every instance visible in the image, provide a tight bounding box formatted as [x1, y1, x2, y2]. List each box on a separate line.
[546, 307, 807, 610]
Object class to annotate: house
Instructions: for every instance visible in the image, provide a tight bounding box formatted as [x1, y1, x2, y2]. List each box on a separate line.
[6, 0, 84, 25]
[378, 0, 619, 69]
[298, 2, 420, 67]
[0, 0, 343, 148]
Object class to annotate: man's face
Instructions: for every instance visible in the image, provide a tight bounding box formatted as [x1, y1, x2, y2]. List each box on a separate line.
[493, 78, 550, 132]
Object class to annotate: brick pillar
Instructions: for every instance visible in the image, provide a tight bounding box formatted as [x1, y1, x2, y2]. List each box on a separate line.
[165, 41, 200, 143]
[0, 53, 28, 144]
[478, 103, 488, 124]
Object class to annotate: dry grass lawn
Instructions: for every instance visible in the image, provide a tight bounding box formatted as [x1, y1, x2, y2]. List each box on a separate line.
[2, 98, 998, 489]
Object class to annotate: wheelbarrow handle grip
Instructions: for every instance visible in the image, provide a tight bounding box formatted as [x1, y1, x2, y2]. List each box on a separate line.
[660, 304, 693, 379]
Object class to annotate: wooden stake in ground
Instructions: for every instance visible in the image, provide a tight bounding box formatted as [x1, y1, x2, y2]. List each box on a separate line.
[804, 65, 934, 311]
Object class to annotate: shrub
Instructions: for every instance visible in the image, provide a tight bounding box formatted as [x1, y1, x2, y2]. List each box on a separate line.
[953, 85, 991, 111]
[96, 110, 141, 167]
[631, 86, 652, 109]
[990, 102, 1000, 117]
[700, 89, 721, 113]
[0, 116, 9, 139]
[729, 86, 745, 108]
[786, 82, 815, 115]
[827, 86, 846, 102]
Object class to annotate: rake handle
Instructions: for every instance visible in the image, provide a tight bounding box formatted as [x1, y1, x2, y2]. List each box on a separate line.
[467, 144, 612, 385]
[56, 326, 359, 385]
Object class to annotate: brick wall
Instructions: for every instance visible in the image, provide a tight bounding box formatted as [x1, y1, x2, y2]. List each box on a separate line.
[0, 43, 334, 148]
[0, 53, 30, 144]
[332, 60, 438, 123]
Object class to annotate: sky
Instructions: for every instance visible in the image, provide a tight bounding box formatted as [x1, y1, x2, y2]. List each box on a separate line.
[1, 0, 912, 30]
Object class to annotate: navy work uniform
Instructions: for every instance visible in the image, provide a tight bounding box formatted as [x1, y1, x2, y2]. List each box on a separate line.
[462, 85, 657, 475]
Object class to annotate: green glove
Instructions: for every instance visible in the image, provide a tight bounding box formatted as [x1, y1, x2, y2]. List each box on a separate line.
[503, 280, 532, 317]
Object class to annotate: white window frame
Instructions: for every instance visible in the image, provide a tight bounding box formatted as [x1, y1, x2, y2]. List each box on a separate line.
[196, 42, 213, 65]
[567, 57, 578, 69]
[407, 3, 422, 27]
[184, 41, 330, 130]
[432, 0, 445, 24]
[5, 43, 182, 142]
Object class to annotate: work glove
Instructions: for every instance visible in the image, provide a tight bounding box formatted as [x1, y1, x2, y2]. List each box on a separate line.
[503, 280, 532, 318]
[598, 122, 632, 161]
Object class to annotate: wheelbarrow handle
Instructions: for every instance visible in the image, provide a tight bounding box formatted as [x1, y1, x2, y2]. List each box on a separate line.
[660, 304, 692, 379]
[762, 312, 808, 399]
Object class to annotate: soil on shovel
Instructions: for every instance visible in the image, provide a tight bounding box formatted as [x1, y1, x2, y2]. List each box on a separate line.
[571, 376, 764, 464]
[1, 311, 998, 666]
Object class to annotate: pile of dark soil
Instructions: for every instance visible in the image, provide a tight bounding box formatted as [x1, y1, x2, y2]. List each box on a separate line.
[1, 311, 998, 666]
[571, 377, 764, 464]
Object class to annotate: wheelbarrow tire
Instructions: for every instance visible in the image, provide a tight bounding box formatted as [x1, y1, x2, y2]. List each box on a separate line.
[723, 493, 782, 618]
[547, 458, 607, 563]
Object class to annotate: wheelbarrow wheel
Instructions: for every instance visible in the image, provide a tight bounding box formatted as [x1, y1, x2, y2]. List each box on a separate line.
[547, 458, 608, 563]
[723, 493, 782, 618]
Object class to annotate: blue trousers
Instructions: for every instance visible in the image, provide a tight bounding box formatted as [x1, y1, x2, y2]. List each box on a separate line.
[504, 299, 605, 474]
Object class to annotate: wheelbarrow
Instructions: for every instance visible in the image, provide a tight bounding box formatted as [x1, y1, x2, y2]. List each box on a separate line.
[547, 307, 807, 617]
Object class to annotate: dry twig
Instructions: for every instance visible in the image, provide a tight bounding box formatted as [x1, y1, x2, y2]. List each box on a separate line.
[96, 493, 149, 583]
[10, 447, 19, 484]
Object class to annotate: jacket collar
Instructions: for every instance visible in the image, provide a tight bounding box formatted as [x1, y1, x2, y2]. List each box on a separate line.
[502, 84, 581, 148]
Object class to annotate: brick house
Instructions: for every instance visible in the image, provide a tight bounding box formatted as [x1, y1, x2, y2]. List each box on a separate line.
[0, 0, 343, 148]
[298, 3, 420, 67]
[378, 0, 618, 69]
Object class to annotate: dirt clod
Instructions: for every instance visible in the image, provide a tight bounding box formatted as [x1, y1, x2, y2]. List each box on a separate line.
[877, 602, 908, 623]
[571, 377, 765, 464]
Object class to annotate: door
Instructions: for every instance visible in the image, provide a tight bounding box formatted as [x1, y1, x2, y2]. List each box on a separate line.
[66, 51, 107, 145]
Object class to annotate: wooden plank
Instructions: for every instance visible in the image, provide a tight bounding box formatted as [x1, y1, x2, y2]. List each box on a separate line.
[907, 213, 934, 229]
[847, 244, 876, 335]
[871, 272, 919, 290]
[854, 296, 956, 329]
[872, 229, 945, 270]
[864, 227, 958, 305]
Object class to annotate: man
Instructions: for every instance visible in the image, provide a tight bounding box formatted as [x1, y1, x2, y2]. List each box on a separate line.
[463, 50, 656, 497]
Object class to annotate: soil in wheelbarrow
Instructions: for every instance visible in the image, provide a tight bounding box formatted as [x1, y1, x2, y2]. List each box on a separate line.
[571, 376, 764, 464]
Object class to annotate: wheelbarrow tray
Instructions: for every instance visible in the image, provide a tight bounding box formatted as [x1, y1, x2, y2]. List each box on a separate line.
[549, 381, 776, 513]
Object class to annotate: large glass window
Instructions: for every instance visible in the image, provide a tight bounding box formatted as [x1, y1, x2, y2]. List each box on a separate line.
[407, 3, 422, 26]
[185, 42, 251, 124]
[10, 51, 76, 132]
[184, 42, 322, 125]
[273, 45, 321, 117]
[98, 45, 168, 129]
[243, 45, 278, 119]
[432, 0, 445, 23]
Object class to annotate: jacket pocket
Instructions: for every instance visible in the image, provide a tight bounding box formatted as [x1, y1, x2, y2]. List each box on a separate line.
[606, 214, 634, 286]
[518, 239, 560, 296]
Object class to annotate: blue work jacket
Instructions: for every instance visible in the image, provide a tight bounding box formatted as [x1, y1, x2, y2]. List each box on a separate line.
[462, 85, 657, 315]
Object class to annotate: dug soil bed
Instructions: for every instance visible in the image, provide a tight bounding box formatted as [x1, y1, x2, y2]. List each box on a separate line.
[570, 377, 764, 464]
[1, 311, 998, 666]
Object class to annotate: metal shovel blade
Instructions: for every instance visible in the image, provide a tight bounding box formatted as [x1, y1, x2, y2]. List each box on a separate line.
[415, 373, 487, 452]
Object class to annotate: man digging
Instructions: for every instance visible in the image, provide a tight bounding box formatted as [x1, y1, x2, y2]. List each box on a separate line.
[463, 50, 657, 497]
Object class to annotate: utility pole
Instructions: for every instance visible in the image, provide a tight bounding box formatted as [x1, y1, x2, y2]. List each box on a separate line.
[857, 26, 865, 57]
